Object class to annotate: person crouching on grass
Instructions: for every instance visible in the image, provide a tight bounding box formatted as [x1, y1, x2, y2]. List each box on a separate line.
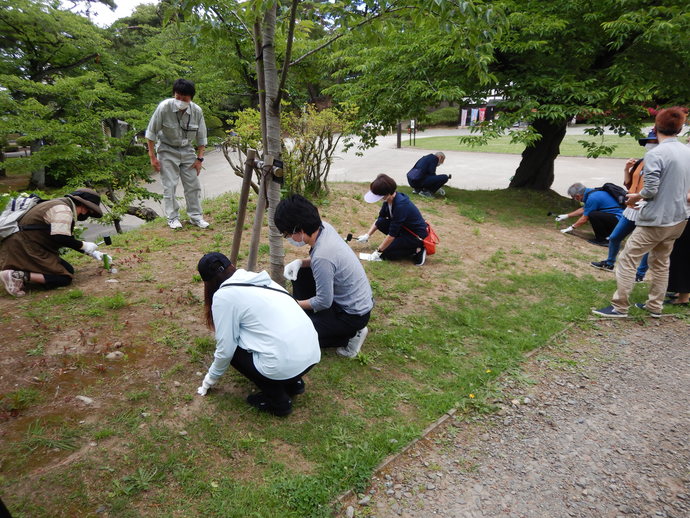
[195, 252, 320, 417]
[357, 174, 429, 266]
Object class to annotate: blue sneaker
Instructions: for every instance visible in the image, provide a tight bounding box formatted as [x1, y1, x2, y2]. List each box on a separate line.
[634, 303, 661, 318]
[592, 305, 628, 318]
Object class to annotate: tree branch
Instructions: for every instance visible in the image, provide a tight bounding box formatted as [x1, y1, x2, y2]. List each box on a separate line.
[274, 0, 300, 108]
[31, 53, 99, 82]
[289, 5, 411, 68]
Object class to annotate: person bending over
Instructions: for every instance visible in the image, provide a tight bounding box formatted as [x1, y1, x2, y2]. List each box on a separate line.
[406, 152, 449, 198]
[558, 183, 623, 246]
[357, 174, 428, 266]
[1, 189, 104, 297]
[196, 252, 320, 417]
[274, 195, 374, 358]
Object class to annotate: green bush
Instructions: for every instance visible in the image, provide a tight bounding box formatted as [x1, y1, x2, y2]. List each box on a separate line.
[422, 107, 460, 127]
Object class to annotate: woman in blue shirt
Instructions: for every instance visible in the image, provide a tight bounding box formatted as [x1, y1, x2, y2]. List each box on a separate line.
[358, 174, 429, 266]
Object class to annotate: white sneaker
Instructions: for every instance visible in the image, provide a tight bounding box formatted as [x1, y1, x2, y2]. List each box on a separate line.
[1, 270, 26, 297]
[168, 219, 183, 229]
[190, 218, 210, 229]
[436, 187, 446, 196]
[336, 327, 369, 358]
[418, 190, 433, 198]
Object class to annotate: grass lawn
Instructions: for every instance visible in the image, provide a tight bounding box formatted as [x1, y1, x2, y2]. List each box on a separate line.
[2, 185, 676, 518]
[404, 133, 644, 159]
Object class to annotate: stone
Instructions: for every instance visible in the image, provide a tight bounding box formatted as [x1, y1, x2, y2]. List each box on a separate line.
[75, 395, 94, 405]
[105, 351, 124, 360]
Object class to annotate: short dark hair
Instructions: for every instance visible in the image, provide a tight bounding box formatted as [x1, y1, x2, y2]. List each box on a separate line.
[273, 194, 322, 235]
[173, 78, 196, 99]
[655, 106, 687, 136]
[370, 174, 397, 196]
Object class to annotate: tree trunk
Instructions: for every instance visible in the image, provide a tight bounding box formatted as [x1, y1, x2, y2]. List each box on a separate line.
[29, 140, 45, 189]
[509, 118, 568, 190]
[261, 4, 286, 284]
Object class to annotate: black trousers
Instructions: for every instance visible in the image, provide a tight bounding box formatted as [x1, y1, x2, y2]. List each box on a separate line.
[292, 267, 370, 348]
[230, 347, 315, 412]
[589, 211, 620, 242]
[375, 217, 424, 260]
[43, 258, 74, 289]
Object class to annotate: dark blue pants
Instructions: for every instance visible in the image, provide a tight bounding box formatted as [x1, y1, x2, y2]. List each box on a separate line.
[408, 174, 449, 193]
[375, 217, 423, 260]
[292, 267, 370, 348]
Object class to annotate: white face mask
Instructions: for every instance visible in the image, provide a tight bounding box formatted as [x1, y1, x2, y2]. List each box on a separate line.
[174, 99, 190, 111]
[645, 143, 658, 151]
[287, 236, 306, 247]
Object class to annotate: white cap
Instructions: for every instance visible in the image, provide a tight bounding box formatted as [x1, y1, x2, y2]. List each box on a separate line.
[364, 191, 384, 203]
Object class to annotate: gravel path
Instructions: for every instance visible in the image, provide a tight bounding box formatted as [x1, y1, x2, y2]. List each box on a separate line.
[341, 317, 690, 518]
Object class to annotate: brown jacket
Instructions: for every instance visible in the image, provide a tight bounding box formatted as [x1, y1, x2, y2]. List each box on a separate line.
[625, 160, 645, 208]
[0, 198, 77, 277]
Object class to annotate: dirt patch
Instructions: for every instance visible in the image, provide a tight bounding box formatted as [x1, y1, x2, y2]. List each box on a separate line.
[339, 317, 690, 517]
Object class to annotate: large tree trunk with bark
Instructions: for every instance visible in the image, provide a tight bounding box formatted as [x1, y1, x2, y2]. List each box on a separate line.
[261, 4, 285, 284]
[509, 118, 568, 190]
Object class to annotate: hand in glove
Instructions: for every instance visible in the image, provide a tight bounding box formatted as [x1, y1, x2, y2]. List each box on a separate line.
[81, 241, 98, 254]
[368, 250, 383, 261]
[555, 214, 569, 222]
[356, 233, 369, 243]
[283, 259, 303, 281]
[196, 373, 216, 396]
[560, 226, 574, 234]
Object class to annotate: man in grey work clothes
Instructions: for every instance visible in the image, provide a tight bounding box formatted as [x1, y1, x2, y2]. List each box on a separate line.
[146, 78, 209, 229]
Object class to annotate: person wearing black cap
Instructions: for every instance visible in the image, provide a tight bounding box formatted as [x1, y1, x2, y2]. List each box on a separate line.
[196, 252, 320, 417]
[0, 188, 103, 296]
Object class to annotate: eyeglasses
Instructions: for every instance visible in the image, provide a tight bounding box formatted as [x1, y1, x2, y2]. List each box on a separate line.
[282, 227, 299, 239]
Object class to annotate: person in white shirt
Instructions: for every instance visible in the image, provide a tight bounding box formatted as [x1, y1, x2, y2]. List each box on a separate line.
[195, 252, 320, 416]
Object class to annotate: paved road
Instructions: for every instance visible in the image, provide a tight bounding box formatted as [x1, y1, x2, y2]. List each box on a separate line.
[84, 127, 630, 239]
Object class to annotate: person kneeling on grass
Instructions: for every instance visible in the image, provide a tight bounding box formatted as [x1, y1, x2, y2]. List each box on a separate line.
[195, 252, 320, 417]
[357, 174, 429, 266]
[274, 195, 374, 358]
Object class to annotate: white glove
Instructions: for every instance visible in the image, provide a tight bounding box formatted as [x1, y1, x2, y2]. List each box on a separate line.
[634, 200, 648, 210]
[81, 241, 98, 254]
[196, 373, 216, 396]
[555, 214, 569, 222]
[368, 250, 382, 261]
[283, 259, 303, 281]
[560, 226, 574, 234]
[90, 250, 103, 261]
[356, 233, 370, 243]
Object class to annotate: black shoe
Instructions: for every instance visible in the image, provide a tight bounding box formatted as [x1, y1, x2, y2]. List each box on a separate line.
[414, 248, 427, 266]
[635, 274, 645, 283]
[286, 378, 305, 396]
[246, 393, 292, 417]
[664, 299, 689, 306]
[590, 260, 614, 271]
[587, 239, 609, 247]
[634, 303, 662, 318]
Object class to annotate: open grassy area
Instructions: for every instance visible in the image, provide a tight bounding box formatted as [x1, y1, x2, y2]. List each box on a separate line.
[405, 133, 644, 158]
[1, 184, 677, 517]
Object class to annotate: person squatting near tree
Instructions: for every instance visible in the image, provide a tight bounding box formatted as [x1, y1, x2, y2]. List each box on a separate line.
[145, 78, 209, 230]
[357, 174, 429, 266]
[406, 152, 450, 198]
[275, 195, 374, 358]
[593, 106, 690, 318]
[589, 129, 660, 281]
[558, 182, 623, 246]
[0, 189, 104, 297]
[195, 253, 320, 417]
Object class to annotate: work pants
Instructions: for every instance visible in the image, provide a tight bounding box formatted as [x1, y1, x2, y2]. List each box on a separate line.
[612, 220, 687, 313]
[157, 142, 202, 221]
